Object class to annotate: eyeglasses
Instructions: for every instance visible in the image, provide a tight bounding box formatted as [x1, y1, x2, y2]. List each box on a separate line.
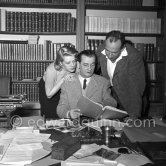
[83, 64, 95, 70]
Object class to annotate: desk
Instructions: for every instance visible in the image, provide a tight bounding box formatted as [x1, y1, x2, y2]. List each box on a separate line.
[2, 116, 166, 166]
[121, 118, 166, 166]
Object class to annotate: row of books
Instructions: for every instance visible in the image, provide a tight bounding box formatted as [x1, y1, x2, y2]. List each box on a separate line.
[86, 39, 104, 51]
[0, 0, 76, 4]
[0, 0, 164, 7]
[0, 61, 51, 81]
[149, 83, 163, 102]
[11, 81, 39, 102]
[133, 43, 163, 62]
[147, 63, 163, 81]
[44, 41, 75, 61]
[85, 0, 142, 6]
[0, 9, 76, 32]
[86, 39, 163, 62]
[85, 0, 164, 7]
[0, 42, 74, 60]
[85, 16, 161, 34]
[135, 44, 163, 62]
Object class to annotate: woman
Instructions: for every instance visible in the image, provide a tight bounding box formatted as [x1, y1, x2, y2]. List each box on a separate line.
[39, 46, 78, 119]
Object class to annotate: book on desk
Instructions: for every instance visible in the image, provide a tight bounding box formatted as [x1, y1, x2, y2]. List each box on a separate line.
[77, 95, 128, 120]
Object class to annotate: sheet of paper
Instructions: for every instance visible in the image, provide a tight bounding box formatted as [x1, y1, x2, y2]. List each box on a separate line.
[0, 142, 50, 165]
[116, 154, 152, 166]
[0, 128, 51, 165]
[73, 144, 101, 159]
[61, 155, 105, 166]
[62, 145, 117, 166]
[12, 133, 51, 144]
[0, 138, 13, 161]
[0, 129, 33, 140]
[1, 129, 50, 144]
[100, 145, 152, 166]
[0, 142, 32, 165]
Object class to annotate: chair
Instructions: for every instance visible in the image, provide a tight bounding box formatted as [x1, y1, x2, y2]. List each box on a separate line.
[0, 76, 11, 128]
[0, 75, 11, 95]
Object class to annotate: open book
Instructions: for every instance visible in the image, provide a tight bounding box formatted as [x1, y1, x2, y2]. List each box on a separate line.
[77, 95, 128, 120]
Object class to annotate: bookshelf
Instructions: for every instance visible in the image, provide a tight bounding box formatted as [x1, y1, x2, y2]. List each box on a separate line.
[0, 1, 77, 105]
[76, 0, 165, 116]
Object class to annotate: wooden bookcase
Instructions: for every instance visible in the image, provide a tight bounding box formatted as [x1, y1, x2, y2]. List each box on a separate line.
[0, 1, 77, 107]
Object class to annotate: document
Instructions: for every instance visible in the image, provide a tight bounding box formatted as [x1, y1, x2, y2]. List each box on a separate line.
[77, 95, 128, 120]
[0, 138, 12, 161]
[61, 155, 105, 166]
[0, 142, 50, 165]
[0, 128, 51, 165]
[73, 144, 101, 159]
[100, 145, 152, 166]
[116, 153, 152, 166]
[62, 144, 106, 166]
[62, 144, 152, 166]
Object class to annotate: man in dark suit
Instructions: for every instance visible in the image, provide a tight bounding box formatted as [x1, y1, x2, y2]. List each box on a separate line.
[57, 50, 117, 119]
[96, 30, 146, 119]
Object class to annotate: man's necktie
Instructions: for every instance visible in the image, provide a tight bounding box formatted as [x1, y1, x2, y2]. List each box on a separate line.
[83, 79, 87, 89]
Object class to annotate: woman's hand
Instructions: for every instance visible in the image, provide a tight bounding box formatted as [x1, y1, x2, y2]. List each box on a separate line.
[57, 70, 70, 82]
[64, 73, 75, 81]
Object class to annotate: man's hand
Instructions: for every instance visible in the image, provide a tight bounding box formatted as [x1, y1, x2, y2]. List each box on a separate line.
[68, 109, 81, 119]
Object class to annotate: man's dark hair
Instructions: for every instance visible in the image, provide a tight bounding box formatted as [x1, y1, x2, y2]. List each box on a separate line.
[105, 30, 126, 48]
[77, 50, 97, 63]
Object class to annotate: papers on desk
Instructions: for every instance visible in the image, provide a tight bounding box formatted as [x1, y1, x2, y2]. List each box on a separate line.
[0, 143, 50, 165]
[62, 155, 106, 166]
[0, 127, 51, 165]
[61, 144, 108, 166]
[62, 144, 117, 166]
[73, 144, 101, 159]
[0, 138, 12, 161]
[62, 144, 152, 166]
[116, 153, 152, 166]
[100, 145, 152, 166]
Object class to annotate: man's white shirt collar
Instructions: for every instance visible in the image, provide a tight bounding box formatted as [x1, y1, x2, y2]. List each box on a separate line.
[101, 47, 128, 86]
[78, 75, 91, 87]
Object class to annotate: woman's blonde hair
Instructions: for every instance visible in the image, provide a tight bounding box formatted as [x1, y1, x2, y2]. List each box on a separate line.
[54, 45, 78, 71]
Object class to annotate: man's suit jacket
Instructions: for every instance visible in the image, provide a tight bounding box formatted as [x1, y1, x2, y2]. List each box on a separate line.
[96, 43, 146, 118]
[57, 74, 117, 118]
